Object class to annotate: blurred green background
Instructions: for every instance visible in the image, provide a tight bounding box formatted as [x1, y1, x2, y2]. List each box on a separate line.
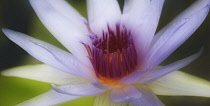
[0, 0, 210, 106]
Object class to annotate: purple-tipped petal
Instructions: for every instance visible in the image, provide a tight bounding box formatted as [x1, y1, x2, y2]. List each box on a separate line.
[147, 18, 188, 66]
[2, 29, 94, 80]
[1, 64, 89, 85]
[110, 85, 142, 103]
[91, 81, 113, 90]
[120, 68, 149, 84]
[94, 92, 128, 106]
[154, 0, 210, 40]
[138, 49, 202, 84]
[29, 0, 92, 66]
[87, 0, 121, 36]
[148, 5, 209, 68]
[147, 71, 210, 97]
[122, 0, 164, 59]
[52, 82, 107, 96]
[133, 85, 165, 106]
[16, 90, 80, 106]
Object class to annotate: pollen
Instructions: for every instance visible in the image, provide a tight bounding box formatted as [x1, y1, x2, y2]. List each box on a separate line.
[83, 24, 138, 85]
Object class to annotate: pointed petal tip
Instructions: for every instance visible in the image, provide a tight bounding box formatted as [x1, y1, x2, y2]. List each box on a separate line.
[2, 29, 21, 39]
[2, 28, 11, 35]
[51, 84, 66, 95]
[2, 28, 7, 32]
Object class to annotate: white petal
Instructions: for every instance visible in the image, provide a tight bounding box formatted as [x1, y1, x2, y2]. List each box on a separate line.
[139, 50, 201, 84]
[134, 85, 165, 106]
[110, 85, 141, 103]
[122, 0, 164, 59]
[87, 0, 121, 36]
[148, 5, 209, 67]
[123, 0, 150, 14]
[1, 64, 89, 85]
[94, 92, 128, 106]
[44, 0, 87, 31]
[2, 29, 94, 79]
[154, 0, 210, 40]
[52, 82, 107, 96]
[29, 0, 92, 66]
[147, 71, 210, 97]
[16, 90, 80, 106]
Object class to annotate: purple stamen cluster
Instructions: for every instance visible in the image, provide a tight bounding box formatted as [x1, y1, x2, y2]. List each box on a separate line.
[83, 24, 138, 81]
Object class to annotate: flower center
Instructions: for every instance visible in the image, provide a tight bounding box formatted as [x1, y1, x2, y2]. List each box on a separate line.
[83, 24, 137, 85]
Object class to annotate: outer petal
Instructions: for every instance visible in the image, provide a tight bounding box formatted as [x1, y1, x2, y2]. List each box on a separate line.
[1, 64, 89, 85]
[2, 29, 94, 79]
[149, 3, 210, 67]
[16, 90, 80, 106]
[94, 92, 128, 106]
[29, 0, 91, 66]
[147, 18, 188, 67]
[110, 85, 141, 103]
[122, 0, 164, 59]
[147, 71, 210, 97]
[154, 0, 210, 40]
[134, 85, 165, 106]
[87, 0, 121, 36]
[139, 50, 201, 84]
[52, 82, 107, 96]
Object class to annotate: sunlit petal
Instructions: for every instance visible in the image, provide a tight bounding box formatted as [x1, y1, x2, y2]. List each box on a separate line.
[147, 71, 210, 97]
[1, 64, 89, 85]
[16, 90, 80, 106]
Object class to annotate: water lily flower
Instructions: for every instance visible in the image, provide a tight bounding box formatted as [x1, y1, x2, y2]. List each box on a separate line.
[2, 0, 210, 106]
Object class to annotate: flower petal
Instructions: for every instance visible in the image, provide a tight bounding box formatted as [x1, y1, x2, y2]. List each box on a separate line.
[147, 18, 188, 66]
[52, 82, 107, 96]
[2, 29, 94, 79]
[29, 0, 92, 65]
[139, 49, 202, 84]
[43, 0, 87, 32]
[110, 85, 141, 103]
[147, 71, 210, 97]
[134, 85, 165, 106]
[154, 0, 210, 40]
[149, 3, 209, 67]
[1, 64, 89, 85]
[87, 0, 121, 36]
[94, 92, 128, 106]
[120, 68, 149, 84]
[123, 0, 150, 14]
[122, 0, 164, 57]
[16, 90, 80, 106]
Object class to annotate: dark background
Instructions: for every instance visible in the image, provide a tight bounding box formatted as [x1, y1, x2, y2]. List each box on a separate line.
[0, 0, 210, 106]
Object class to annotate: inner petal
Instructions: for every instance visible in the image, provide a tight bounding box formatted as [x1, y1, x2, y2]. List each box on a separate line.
[83, 24, 138, 85]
